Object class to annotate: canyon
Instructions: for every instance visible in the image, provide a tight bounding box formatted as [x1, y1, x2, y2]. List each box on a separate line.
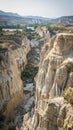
[0, 26, 73, 130]
[0, 26, 50, 130]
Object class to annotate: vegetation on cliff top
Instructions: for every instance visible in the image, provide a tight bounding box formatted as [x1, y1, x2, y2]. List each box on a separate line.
[0, 24, 42, 41]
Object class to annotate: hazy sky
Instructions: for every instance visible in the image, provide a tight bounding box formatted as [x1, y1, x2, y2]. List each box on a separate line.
[0, 0, 73, 18]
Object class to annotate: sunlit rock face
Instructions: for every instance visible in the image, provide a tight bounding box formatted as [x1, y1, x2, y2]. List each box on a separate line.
[0, 36, 30, 119]
[21, 33, 73, 130]
[36, 26, 50, 38]
[36, 33, 73, 98]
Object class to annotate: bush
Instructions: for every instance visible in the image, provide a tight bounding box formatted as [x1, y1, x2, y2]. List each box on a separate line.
[0, 113, 5, 122]
[21, 60, 38, 83]
[0, 54, 4, 62]
[64, 87, 73, 105]
[0, 44, 3, 48]
[8, 125, 16, 130]
[66, 63, 73, 73]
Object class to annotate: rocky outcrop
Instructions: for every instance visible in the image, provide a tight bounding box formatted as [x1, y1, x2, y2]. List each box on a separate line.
[36, 26, 50, 39]
[0, 36, 30, 119]
[21, 33, 73, 130]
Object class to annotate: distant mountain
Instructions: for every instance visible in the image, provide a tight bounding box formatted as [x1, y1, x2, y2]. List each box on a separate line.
[53, 16, 73, 24]
[0, 10, 51, 26]
[23, 16, 50, 20]
[0, 10, 20, 17]
[0, 10, 73, 26]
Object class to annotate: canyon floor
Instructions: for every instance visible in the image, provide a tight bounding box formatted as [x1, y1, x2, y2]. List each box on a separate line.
[12, 83, 35, 130]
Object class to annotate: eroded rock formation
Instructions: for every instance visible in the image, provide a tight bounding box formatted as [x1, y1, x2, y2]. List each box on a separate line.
[29, 26, 50, 65]
[36, 26, 50, 39]
[0, 36, 30, 119]
[21, 33, 73, 130]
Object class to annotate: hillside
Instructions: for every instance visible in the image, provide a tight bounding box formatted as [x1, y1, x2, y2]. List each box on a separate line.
[0, 10, 50, 25]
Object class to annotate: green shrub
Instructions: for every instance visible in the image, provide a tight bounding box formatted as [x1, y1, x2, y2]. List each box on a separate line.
[8, 125, 16, 130]
[0, 113, 5, 122]
[0, 54, 4, 62]
[66, 63, 73, 73]
[21, 60, 38, 83]
[64, 87, 73, 105]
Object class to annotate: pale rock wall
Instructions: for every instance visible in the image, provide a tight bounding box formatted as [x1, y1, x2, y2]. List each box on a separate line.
[0, 36, 30, 119]
[21, 33, 73, 130]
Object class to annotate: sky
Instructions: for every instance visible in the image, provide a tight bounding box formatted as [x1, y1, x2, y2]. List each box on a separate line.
[0, 0, 73, 18]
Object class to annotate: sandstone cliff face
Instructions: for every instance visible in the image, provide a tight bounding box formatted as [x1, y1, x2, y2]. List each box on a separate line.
[21, 33, 73, 130]
[0, 36, 30, 119]
[36, 26, 50, 41]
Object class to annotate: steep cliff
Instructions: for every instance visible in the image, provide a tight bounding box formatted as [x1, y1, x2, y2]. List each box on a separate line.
[0, 36, 30, 119]
[21, 33, 73, 130]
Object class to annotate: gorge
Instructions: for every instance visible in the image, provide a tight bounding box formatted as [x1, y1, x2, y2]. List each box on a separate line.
[0, 26, 73, 130]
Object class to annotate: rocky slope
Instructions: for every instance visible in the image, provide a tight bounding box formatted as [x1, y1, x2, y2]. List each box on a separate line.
[21, 33, 73, 130]
[0, 36, 30, 120]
